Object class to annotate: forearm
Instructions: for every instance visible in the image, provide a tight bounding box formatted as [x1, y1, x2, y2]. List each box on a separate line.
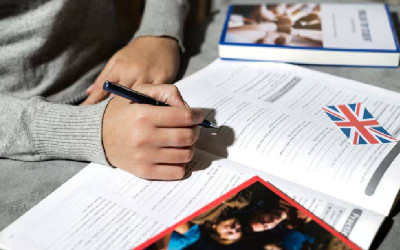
[133, 0, 189, 50]
[0, 94, 109, 164]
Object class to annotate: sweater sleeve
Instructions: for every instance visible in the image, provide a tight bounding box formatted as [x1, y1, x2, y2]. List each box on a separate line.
[0, 94, 110, 165]
[133, 0, 189, 50]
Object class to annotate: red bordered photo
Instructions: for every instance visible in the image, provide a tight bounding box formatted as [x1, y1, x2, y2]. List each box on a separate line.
[136, 176, 360, 250]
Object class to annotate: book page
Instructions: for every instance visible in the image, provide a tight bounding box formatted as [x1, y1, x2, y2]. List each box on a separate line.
[211, 157, 385, 250]
[176, 59, 400, 215]
[0, 151, 251, 250]
[0, 150, 383, 250]
[255, 170, 385, 250]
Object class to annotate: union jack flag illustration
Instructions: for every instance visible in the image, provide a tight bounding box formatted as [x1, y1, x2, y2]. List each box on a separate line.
[322, 103, 397, 145]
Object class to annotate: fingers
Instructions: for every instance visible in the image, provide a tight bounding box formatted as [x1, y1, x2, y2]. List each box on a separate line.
[82, 66, 116, 105]
[154, 146, 195, 164]
[137, 105, 204, 127]
[102, 88, 201, 181]
[152, 78, 167, 85]
[86, 66, 112, 96]
[84, 69, 179, 105]
[138, 164, 187, 180]
[133, 76, 154, 86]
[122, 143, 196, 180]
[133, 84, 187, 107]
[155, 127, 200, 147]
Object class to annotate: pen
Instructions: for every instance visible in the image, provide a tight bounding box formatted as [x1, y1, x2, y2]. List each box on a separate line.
[103, 81, 218, 129]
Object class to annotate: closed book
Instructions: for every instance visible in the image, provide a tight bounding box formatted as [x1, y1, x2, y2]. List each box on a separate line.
[219, 3, 400, 67]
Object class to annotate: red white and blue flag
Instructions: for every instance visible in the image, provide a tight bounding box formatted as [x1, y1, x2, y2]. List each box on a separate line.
[323, 103, 397, 145]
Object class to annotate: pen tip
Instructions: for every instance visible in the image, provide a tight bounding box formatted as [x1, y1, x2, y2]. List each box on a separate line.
[209, 122, 219, 129]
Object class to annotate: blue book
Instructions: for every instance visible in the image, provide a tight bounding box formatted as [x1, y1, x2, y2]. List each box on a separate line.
[219, 3, 400, 67]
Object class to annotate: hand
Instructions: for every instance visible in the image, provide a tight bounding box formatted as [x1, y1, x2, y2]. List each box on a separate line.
[82, 36, 181, 105]
[102, 84, 204, 180]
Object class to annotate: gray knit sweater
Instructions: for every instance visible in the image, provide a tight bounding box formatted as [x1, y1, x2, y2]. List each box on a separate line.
[0, 0, 188, 165]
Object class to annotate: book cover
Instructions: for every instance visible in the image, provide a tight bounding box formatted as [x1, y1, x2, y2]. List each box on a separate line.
[219, 3, 400, 67]
[140, 177, 360, 250]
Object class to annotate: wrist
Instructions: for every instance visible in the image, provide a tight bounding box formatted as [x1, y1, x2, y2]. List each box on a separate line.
[130, 36, 179, 50]
[32, 99, 112, 165]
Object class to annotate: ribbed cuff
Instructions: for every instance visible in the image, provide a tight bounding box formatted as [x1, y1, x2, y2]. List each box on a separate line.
[133, 0, 189, 51]
[32, 99, 111, 165]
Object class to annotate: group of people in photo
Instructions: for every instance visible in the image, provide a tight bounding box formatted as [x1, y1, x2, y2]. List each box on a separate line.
[149, 182, 350, 250]
[226, 3, 323, 47]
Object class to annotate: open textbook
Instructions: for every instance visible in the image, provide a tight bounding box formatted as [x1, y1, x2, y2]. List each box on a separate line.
[1, 59, 400, 249]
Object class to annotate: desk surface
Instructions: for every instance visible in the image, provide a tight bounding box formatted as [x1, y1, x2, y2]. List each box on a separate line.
[1, 0, 400, 249]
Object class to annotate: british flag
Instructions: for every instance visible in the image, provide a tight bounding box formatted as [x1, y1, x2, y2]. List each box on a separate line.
[323, 103, 397, 145]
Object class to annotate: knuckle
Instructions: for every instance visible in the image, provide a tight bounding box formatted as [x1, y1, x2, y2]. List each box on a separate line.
[193, 127, 200, 141]
[156, 74, 169, 83]
[167, 85, 180, 95]
[156, 78, 168, 85]
[180, 150, 191, 163]
[129, 66, 142, 76]
[179, 130, 195, 146]
[133, 150, 147, 162]
[136, 135, 151, 148]
[110, 55, 123, 67]
[182, 109, 195, 124]
[173, 167, 186, 179]
[187, 129, 197, 145]
[130, 131, 143, 147]
[134, 110, 150, 124]
[135, 165, 152, 179]
[160, 71, 174, 83]
[183, 148, 195, 163]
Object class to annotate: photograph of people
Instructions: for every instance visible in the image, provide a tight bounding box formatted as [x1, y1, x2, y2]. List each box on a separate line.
[145, 181, 354, 250]
[225, 4, 323, 48]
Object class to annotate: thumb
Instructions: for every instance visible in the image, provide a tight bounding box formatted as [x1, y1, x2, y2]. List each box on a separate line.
[133, 84, 187, 107]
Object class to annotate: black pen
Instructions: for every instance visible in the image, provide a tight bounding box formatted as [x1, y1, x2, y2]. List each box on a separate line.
[103, 81, 218, 128]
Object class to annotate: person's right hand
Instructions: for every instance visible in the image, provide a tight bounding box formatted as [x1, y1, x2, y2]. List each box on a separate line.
[102, 84, 204, 180]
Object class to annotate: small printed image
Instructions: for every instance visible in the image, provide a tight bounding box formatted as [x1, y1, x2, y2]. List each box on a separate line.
[144, 179, 357, 250]
[323, 102, 398, 145]
[225, 4, 323, 47]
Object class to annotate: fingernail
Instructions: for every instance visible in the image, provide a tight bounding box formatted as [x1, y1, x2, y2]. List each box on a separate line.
[193, 108, 205, 122]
